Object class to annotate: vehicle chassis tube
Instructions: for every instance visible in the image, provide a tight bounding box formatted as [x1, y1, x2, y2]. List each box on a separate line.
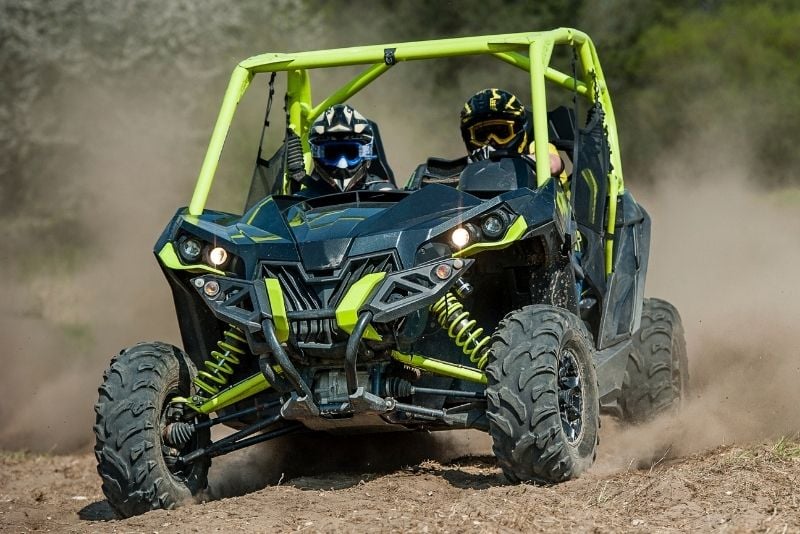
[345, 311, 373, 394]
[245, 329, 292, 394]
[262, 319, 314, 400]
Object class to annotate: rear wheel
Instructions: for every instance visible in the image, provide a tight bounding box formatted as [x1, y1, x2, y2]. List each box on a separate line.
[620, 298, 688, 423]
[486, 305, 599, 483]
[94, 342, 211, 517]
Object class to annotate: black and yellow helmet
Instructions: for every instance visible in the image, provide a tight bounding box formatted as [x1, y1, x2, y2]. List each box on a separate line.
[460, 88, 529, 154]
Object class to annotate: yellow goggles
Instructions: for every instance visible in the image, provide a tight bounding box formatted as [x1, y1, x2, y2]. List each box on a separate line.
[466, 119, 520, 147]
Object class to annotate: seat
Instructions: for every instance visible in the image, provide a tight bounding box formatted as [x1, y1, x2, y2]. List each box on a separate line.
[405, 156, 468, 190]
[365, 120, 396, 186]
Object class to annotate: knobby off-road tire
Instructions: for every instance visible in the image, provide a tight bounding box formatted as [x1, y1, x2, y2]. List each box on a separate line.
[620, 298, 689, 423]
[94, 342, 211, 517]
[486, 305, 600, 484]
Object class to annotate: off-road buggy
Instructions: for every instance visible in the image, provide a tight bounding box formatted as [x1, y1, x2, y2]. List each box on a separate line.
[94, 29, 688, 517]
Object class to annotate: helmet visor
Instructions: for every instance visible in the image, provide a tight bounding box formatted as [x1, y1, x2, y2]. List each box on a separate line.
[466, 119, 521, 147]
[311, 140, 374, 168]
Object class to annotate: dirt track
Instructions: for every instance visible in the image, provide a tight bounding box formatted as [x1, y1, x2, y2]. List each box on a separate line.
[2, 426, 799, 533]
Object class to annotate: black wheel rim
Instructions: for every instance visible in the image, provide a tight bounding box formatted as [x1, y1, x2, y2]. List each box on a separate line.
[558, 348, 583, 444]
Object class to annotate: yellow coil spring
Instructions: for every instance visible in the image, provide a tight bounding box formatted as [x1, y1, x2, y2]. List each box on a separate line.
[430, 292, 491, 370]
[193, 327, 248, 397]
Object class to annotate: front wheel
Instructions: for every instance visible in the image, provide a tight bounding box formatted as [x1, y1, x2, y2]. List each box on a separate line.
[486, 305, 599, 483]
[93, 342, 211, 517]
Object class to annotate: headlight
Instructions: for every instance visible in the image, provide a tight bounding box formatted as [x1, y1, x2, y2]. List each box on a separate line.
[178, 237, 202, 262]
[203, 279, 221, 297]
[433, 263, 453, 280]
[450, 227, 471, 249]
[481, 214, 506, 239]
[208, 246, 229, 267]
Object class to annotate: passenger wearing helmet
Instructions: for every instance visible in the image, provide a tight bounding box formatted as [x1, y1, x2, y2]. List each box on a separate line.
[300, 104, 394, 197]
[460, 88, 565, 179]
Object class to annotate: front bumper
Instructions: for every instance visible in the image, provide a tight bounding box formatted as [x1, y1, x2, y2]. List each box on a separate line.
[189, 256, 474, 345]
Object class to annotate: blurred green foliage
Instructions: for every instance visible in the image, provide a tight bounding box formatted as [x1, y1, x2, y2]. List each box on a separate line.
[616, 1, 800, 184]
[1, 0, 799, 265]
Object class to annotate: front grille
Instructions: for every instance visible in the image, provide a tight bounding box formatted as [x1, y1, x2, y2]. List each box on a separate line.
[260, 252, 398, 345]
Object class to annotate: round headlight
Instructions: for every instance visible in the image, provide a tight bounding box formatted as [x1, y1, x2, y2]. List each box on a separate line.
[208, 246, 229, 267]
[178, 238, 202, 262]
[451, 227, 471, 249]
[481, 214, 506, 239]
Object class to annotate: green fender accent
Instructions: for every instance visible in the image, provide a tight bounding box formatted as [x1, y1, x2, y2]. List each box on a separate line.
[391, 351, 487, 385]
[453, 216, 528, 258]
[157, 242, 225, 276]
[335, 272, 385, 341]
[264, 278, 289, 342]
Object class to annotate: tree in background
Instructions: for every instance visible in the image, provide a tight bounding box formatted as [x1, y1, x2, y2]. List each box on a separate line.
[612, 0, 800, 184]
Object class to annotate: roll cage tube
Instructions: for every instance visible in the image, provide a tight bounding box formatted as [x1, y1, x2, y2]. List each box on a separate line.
[187, 28, 624, 274]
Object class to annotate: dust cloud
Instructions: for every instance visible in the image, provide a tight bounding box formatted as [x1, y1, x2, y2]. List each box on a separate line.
[0, 81, 204, 452]
[599, 130, 800, 470]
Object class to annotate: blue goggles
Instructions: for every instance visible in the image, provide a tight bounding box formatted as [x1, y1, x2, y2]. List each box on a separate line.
[310, 140, 375, 168]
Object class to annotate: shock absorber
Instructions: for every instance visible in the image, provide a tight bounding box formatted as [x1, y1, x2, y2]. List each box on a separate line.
[430, 292, 492, 369]
[194, 326, 248, 397]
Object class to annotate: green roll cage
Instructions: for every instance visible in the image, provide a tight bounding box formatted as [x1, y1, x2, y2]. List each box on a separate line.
[188, 28, 623, 274]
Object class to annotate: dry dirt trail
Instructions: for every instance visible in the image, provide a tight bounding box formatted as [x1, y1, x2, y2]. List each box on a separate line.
[2, 426, 799, 533]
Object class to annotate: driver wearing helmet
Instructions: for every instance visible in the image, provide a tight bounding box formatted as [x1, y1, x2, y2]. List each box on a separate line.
[299, 104, 394, 197]
[460, 88, 565, 179]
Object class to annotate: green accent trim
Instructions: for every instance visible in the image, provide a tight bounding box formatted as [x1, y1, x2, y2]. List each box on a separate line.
[581, 169, 599, 224]
[453, 216, 528, 258]
[250, 235, 283, 242]
[157, 242, 224, 275]
[391, 351, 487, 385]
[246, 197, 273, 225]
[287, 212, 305, 227]
[193, 372, 270, 414]
[335, 272, 385, 341]
[555, 184, 569, 219]
[264, 278, 289, 342]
